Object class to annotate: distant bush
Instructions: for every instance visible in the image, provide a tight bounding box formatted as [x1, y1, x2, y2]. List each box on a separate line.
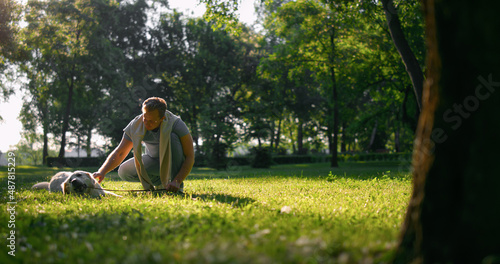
[46, 157, 104, 167]
[350, 152, 412, 162]
[229, 156, 250, 166]
[198, 152, 412, 167]
[271, 152, 412, 165]
[251, 147, 272, 168]
[194, 154, 207, 167]
[273, 155, 312, 164]
[210, 143, 229, 170]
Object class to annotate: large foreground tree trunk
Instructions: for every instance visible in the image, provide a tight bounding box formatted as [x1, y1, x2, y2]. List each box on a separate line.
[394, 0, 500, 263]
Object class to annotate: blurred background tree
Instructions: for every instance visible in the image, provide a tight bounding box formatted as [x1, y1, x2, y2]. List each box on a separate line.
[4, 0, 424, 168]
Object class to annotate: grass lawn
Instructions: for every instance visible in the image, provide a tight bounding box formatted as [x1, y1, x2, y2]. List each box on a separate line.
[1, 161, 412, 264]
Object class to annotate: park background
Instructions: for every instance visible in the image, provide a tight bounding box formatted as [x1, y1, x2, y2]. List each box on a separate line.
[3, 1, 500, 263]
[0, 0, 422, 168]
[0, 0, 213, 153]
[0, 0, 433, 263]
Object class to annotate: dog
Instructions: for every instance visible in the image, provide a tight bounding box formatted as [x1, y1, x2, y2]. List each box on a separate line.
[32, 170, 120, 198]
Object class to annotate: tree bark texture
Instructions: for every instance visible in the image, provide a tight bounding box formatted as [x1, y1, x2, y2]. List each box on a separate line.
[394, 0, 500, 263]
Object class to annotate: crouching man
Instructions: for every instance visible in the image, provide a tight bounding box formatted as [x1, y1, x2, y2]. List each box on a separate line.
[93, 97, 195, 193]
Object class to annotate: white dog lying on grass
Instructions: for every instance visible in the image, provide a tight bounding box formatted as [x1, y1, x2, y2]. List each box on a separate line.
[32, 170, 120, 198]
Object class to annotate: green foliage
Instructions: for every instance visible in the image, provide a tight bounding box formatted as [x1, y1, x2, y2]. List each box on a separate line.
[253, 152, 412, 165]
[19, 0, 146, 151]
[10, 132, 58, 166]
[9, 0, 425, 162]
[0, 0, 24, 119]
[0, 0, 17, 59]
[202, 0, 242, 34]
[0, 162, 411, 263]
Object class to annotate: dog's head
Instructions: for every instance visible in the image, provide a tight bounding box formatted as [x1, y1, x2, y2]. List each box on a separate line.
[62, 171, 99, 196]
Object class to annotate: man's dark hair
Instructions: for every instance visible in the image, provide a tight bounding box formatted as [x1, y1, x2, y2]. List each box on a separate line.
[142, 97, 167, 118]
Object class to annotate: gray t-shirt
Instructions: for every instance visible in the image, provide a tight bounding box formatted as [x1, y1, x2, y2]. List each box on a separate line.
[123, 119, 190, 158]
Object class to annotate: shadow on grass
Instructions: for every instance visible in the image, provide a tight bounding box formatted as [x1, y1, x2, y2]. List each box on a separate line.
[126, 191, 256, 208]
[26, 183, 256, 209]
[188, 192, 256, 208]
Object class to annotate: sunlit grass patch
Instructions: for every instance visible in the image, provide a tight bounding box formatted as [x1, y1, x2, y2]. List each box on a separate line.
[0, 162, 411, 263]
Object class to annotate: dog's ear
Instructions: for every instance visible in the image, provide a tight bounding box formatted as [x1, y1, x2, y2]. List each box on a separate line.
[62, 181, 71, 195]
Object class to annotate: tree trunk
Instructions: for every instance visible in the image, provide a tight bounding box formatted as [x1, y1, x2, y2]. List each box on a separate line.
[58, 28, 81, 164]
[394, 0, 500, 263]
[402, 84, 418, 133]
[290, 127, 296, 154]
[275, 115, 282, 150]
[381, 0, 424, 112]
[189, 100, 200, 154]
[367, 120, 378, 151]
[42, 124, 48, 166]
[270, 120, 275, 150]
[57, 72, 75, 162]
[329, 25, 339, 168]
[297, 118, 304, 154]
[340, 122, 346, 153]
[394, 120, 401, 153]
[86, 128, 92, 158]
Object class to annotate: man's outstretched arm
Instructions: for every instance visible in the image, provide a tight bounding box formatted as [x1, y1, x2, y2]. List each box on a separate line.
[93, 136, 133, 183]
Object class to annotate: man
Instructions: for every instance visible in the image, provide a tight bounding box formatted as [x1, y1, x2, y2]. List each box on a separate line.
[93, 97, 195, 193]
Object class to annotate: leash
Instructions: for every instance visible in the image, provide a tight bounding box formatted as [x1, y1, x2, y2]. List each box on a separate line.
[88, 187, 177, 193]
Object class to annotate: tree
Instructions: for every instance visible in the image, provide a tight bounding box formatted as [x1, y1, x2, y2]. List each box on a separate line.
[150, 12, 200, 150]
[94, 0, 154, 145]
[342, 1, 423, 152]
[256, 38, 294, 153]
[379, 0, 424, 112]
[0, 0, 25, 121]
[22, 0, 101, 163]
[260, 0, 344, 165]
[394, 0, 500, 262]
[21, 0, 154, 157]
[202, 0, 424, 156]
[0, 0, 20, 78]
[0, 0, 17, 67]
[190, 20, 256, 168]
[11, 131, 57, 165]
[18, 70, 56, 165]
[152, 13, 259, 167]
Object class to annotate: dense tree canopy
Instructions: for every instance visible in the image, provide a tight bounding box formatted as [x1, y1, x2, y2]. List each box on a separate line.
[3, 0, 424, 167]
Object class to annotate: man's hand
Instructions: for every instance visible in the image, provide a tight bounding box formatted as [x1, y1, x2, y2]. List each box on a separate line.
[165, 180, 181, 193]
[93, 172, 105, 183]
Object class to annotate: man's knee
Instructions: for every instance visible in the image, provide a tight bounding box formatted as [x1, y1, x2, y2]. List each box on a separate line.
[117, 164, 126, 179]
[118, 162, 138, 182]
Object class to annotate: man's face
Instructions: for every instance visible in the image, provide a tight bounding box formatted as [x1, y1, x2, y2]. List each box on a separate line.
[142, 109, 164, 131]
